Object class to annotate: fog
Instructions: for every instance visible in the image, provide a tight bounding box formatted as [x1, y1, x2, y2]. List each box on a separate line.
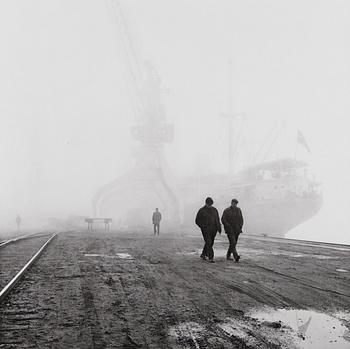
[1, 1, 349, 244]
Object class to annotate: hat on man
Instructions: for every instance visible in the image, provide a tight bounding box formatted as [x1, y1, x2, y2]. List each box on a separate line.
[231, 198, 239, 204]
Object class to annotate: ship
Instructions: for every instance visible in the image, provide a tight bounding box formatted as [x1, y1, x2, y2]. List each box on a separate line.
[180, 157, 322, 237]
[178, 58, 322, 237]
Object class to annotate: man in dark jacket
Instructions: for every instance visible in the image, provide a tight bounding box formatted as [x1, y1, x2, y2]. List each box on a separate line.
[221, 199, 243, 262]
[195, 197, 221, 263]
[152, 208, 162, 235]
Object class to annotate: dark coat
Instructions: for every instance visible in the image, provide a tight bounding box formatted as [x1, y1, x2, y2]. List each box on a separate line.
[195, 206, 221, 233]
[221, 206, 244, 234]
[152, 211, 162, 224]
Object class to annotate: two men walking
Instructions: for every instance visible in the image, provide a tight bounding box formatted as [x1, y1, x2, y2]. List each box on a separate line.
[196, 197, 244, 263]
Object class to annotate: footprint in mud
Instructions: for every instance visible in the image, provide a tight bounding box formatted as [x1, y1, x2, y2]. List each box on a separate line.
[218, 317, 292, 348]
[169, 319, 282, 348]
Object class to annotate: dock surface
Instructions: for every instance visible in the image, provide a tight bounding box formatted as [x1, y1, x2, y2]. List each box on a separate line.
[0, 230, 349, 348]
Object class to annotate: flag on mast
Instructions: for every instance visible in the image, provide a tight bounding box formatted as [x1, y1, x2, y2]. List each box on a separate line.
[297, 130, 311, 153]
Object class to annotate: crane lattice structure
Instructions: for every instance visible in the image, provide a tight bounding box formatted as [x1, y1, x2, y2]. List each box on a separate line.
[93, 0, 180, 227]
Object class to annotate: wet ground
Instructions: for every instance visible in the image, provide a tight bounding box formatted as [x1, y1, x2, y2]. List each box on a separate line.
[0, 230, 349, 348]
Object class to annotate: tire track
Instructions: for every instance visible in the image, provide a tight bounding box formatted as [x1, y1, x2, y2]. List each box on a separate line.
[246, 261, 350, 298]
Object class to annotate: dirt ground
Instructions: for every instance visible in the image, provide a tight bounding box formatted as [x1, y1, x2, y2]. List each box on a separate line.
[0, 230, 349, 348]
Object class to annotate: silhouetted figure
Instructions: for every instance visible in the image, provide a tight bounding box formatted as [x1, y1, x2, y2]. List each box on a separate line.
[152, 208, 162, 235]
[221, 199, 243, 262]
[16, 215, 21, 231]
[195, 197, 221, 263]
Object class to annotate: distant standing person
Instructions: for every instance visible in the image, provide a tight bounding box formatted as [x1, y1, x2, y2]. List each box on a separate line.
[221, 199, 243, 262]
[195, 197, 221, 263]
[16, 215, 21, 231]
[152, 208, 162, 235]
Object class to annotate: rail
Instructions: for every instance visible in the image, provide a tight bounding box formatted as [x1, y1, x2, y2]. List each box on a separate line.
[0, 231, 51, 248]
[0, 233, 58, 304]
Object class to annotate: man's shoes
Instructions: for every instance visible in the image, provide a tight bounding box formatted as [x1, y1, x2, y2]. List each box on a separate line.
[226, 256, 234, 260]
[200, 255, 207, 261]
[209, 259, 215, 263]
[235, 255, 241, 263]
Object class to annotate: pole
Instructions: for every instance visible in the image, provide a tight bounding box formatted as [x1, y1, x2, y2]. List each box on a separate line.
[227, 58, 232, 175]
[220, 58, 245, 177]
[228, 117, 233, 175]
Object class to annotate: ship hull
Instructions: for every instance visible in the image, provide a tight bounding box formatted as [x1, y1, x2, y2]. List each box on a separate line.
[239, 196, 323, 237]
[182, 195, 322, 238]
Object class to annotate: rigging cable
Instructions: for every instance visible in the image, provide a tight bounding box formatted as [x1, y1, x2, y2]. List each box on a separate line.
[260, 124, 282, 163]
[231, 116, 245, 169]
[105, 0, 146, 119]
[252, 123, 278, 165]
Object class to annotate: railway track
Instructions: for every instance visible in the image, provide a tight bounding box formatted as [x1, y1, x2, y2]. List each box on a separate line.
[0, 232, 57, 304]
[0, 231, 51, 248]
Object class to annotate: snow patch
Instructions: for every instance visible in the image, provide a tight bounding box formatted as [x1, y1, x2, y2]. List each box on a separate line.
[84, 253, 133, 260]
[169, 322, 204, 349]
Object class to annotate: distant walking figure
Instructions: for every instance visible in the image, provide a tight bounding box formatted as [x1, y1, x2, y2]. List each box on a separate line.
[152, 208, 162, 235]
[16, 215, 21, 231]
[221, 199, 244, 262]
[195, 197, 221, 263]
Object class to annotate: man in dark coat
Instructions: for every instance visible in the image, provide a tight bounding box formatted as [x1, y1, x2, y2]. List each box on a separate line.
[221, 199, 243, 262]
[152, 208, 162, 235]
[195, 197, 221, 263]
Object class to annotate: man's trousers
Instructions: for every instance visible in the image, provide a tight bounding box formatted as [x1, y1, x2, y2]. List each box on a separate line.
[201, 228, 217, 260]
[226, 232, 240, 259]
[153, 223, 160, 235]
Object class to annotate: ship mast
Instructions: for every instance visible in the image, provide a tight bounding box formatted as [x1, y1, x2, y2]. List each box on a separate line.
[220, 58, 244, 176]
